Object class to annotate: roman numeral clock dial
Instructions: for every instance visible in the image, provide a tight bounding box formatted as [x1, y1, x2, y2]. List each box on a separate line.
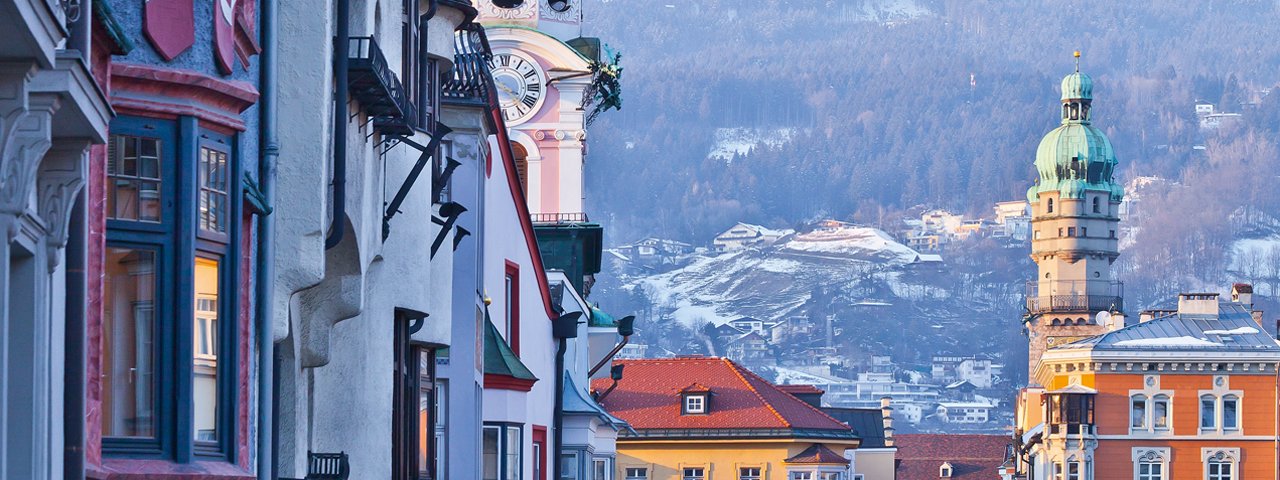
[488, 52, 546, 125]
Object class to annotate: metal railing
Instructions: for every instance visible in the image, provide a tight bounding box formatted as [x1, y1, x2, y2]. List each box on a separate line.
[531, 212, 590, 224]
[346, 36, 415, 134]
[1025, 280, 1123, 313]
[442, 23, 492, 104]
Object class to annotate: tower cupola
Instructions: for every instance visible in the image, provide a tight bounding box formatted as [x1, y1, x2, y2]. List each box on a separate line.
[1027, 56, 1122, 203]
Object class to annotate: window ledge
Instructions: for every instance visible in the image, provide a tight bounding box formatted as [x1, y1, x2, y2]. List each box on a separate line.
[97, 458, 253, 480]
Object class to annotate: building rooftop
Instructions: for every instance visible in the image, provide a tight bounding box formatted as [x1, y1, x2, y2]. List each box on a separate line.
[894, 434, 1009, 480]
[592, 357, 856, 439]
[821, 407, 888, 448]
[784, 443, 850, 465]
[1063, 300, 1280, 353]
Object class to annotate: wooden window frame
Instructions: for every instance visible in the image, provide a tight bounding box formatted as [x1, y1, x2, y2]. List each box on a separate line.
[103, 116, 242, 463]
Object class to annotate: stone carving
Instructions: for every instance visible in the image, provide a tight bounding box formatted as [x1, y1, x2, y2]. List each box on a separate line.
[540, 0, 578, 22]
[0, 95, 59, 221]
[479, 0, 537, 20]
[38, 144, 88, 271]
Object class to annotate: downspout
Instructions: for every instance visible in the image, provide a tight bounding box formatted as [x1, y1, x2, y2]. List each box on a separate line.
[553, 337, 567, 480]
[588, 315, 635, 377]
[255, 0, 278, 477]
[63, 193, 86, 479]
[325, 0, 350, 250]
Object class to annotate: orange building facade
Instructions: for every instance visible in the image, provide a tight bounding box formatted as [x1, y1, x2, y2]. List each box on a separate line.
[1013, 292, 1280, 480]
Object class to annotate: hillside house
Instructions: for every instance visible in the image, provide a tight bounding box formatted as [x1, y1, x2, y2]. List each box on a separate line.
[712, 222, 792, 251]
[724, 332, 773, 366]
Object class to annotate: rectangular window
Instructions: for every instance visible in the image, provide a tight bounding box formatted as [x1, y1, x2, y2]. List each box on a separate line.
[505, 426, 520, 480]
[435, 381, 448, 479]
[483, 424, 523, 480]
[192, 257, 220, 443]
[393, 310, 436, 480]
[740, 467, 762, 480]
[103, 120, 240, 461]
[1207, 461, 1232, 480]
[1081, 227, 1087, 237]
[1138, 462, 1163, 480]
[1058, 228, 1064, 237]
[819, 474, 841, 480]
[533, 426, 547, 480]
[790, 473, 813, 480]
[107, 135, 163, 222]
[1034, 230, 1041, 240]
[1066, 462, 1080, 480]
[102, 247, 158, 439]
[504, 261, 520, 355]
[561, 452, 579, 480]
[682, 468, 705, 480]
[624, 468, 648, 480]
[1053, 462, 1063, 480]
[593, 458, 609, 480]
[1067, 227, 1076, 237]
[1110, 230, 1116, 238]
[197, 147, 229, 233]
[683, 395, 705, 414]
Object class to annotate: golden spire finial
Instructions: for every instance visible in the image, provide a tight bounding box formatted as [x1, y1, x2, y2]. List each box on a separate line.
[1074, 51, 1081, 72]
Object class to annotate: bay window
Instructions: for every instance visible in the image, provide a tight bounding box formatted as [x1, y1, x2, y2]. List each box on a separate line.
[102, 116, 241, 461]
[484, 423, 523, 480]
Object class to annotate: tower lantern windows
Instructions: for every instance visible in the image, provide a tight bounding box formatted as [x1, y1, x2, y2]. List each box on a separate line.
[1047, 198, 1054, 213]
[1092, 196, 1101, 213]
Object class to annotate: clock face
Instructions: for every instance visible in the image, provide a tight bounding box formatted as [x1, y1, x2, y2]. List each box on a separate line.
[488, 52, 545, 125]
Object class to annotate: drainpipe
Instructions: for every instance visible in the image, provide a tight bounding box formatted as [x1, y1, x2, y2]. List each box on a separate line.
[255, 0, 278, 477]
[551, 312, 583, 480]
[325, 0, 350, 250]
[587, 315, 634, 377]
[63, 194, 86, 479]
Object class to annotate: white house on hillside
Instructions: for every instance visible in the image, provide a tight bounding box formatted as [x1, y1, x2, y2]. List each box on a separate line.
[713, 222, 792, 251]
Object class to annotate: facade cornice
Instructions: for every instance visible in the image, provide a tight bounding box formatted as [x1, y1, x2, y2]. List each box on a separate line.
[484, 373, 537, 392]
[109, 63, 259, 131]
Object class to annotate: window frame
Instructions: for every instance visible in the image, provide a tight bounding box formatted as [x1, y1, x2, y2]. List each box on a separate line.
[683, 394, 707, 414]
[484, 422, 524, 480]
[102, 115, 242, 463]
[1200, 448, 1240, 480]
[504, 260, 520, 355]
[1132, 447, 1169, 480]
[623, 467, 649, 480]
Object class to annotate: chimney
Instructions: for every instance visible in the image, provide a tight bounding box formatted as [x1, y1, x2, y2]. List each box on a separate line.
[1231, 283, 1253, 308]
[1177, 293, 1220, 316]
[880, 396, 895, 447]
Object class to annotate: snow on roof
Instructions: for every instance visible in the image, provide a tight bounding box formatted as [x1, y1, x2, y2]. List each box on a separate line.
[1112, 336, 1223, 348]
[605, 249, 631, 262]
[784, 226, 921, 264]
[1203, 326, 1260, 335]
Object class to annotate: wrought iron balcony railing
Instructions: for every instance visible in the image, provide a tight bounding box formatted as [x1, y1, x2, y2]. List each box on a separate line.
[1025, 280, 1123, 314]
[346, 36, 416, 135]
[442, 23, 493, 105]
[531, 212, 590, 224]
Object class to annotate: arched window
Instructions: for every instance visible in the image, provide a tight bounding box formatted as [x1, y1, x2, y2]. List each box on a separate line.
[1200, 394, 1217, 429]
[1092, 196, 1101, 213]
[1047, 198, 1054, 213]
[1130, 394, 1147, 428]
[1152, 395, 1170, 430]
[510, 142, 529, 198]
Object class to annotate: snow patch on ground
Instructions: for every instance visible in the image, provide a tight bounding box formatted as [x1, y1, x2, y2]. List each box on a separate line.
[1114, 336, 1223, 347]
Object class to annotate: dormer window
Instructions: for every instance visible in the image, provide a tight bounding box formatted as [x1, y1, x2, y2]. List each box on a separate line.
[940, 461, 954, 478]
[684, 394, 706, 414]
[679, 383, 712, 415]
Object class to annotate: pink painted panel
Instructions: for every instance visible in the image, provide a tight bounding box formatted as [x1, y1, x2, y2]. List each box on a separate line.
[144, 0, 195, 61]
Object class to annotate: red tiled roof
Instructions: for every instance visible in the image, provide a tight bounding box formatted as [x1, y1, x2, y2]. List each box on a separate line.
[894, 434, 1010, 480]
[778, 384, 825, 396]
[678, 383, 712, 393]
[592, 357, 853, 432]
[784, 444, 850, 465]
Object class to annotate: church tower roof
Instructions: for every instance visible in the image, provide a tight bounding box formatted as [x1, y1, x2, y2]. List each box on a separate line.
[1027, 58, 1122, 202]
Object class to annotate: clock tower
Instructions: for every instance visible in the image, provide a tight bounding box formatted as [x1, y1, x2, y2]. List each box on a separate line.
[1024, 60, 1126, 383]
[477, 0, 597, 219]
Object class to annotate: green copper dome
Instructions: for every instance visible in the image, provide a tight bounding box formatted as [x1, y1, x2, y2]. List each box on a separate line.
[1061, 72, 1093, 100]
[1027, 70, 1123, 202]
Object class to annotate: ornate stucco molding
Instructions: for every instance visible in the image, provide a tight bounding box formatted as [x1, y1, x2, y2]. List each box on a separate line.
[38, 142, 89, 271]
[0, 94, 59, 222]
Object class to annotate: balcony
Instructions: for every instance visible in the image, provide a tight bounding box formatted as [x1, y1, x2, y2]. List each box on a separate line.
[346, 36, 416, 135]
[531, 212, 589, 224]
[1025, 280, 1123, 314]
[442, 24, 492, 105]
